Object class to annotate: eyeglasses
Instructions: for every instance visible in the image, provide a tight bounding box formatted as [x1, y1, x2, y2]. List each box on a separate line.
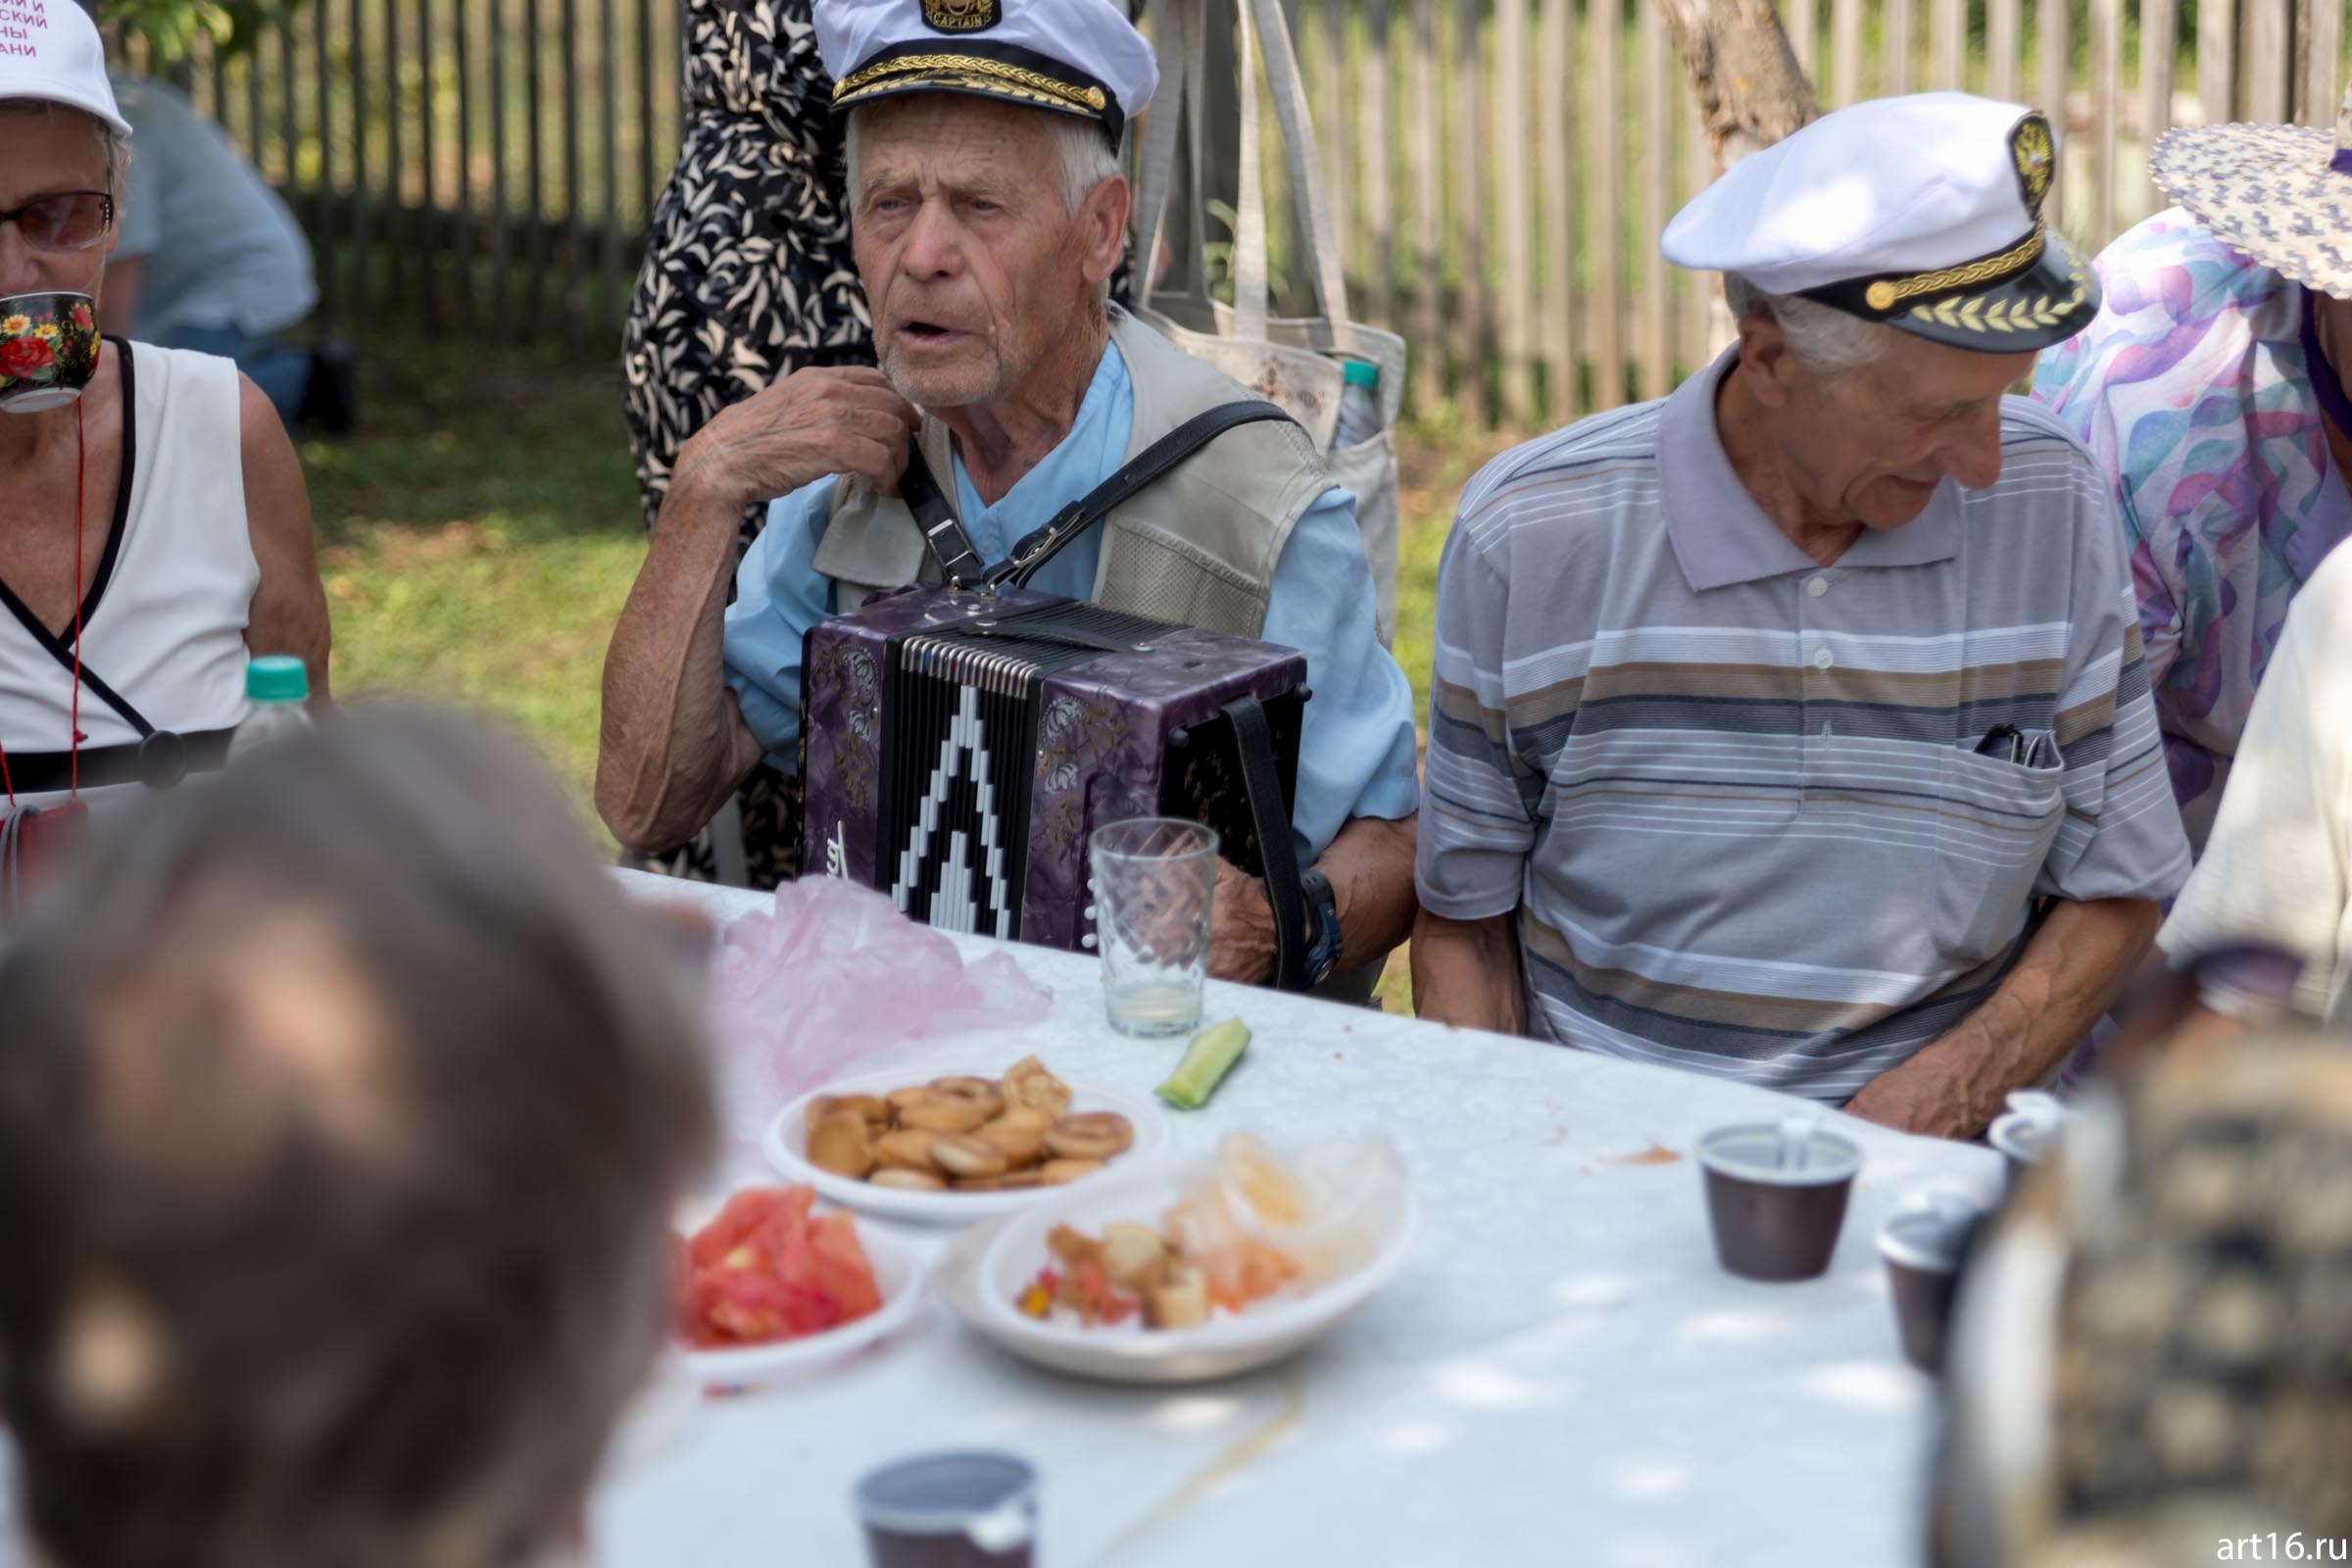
[0, 192, 115, 253]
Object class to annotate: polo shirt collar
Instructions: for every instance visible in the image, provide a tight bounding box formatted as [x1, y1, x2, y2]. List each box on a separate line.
[1657, 345, 1963, 592]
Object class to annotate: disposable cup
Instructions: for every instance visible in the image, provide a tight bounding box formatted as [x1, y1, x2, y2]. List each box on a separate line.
[1694, 1122, 1863, 1282]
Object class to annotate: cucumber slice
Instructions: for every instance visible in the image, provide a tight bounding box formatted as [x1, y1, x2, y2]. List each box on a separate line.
[1156, 1017, 1251, 1109]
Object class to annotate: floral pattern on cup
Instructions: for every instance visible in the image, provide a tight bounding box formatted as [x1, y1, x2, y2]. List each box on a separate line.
[0, 294, 101, 405]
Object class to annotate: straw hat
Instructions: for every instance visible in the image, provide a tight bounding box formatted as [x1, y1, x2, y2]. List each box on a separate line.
[2150, 82, 2352, 299]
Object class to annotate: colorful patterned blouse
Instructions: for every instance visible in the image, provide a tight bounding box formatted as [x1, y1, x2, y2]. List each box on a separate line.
[2033, 208, 2352, 854]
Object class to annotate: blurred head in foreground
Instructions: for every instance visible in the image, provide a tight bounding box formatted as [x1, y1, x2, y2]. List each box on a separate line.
[0, 709, 716, 1568]
[1935, 1033, 2352, 1566]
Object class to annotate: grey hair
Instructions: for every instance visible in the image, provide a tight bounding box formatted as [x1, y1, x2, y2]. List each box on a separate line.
[845, 103, 1120, 216]
[1721, 270, 1899, 373]
[0, 97, 129, 194]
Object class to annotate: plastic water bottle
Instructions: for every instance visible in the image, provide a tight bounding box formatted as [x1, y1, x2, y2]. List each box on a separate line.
[1333, 357, 1382, 450]
[224, 655, 313, 762]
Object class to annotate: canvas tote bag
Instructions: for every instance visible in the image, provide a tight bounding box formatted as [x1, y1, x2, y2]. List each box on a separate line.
[1129, 0, 1408, 645]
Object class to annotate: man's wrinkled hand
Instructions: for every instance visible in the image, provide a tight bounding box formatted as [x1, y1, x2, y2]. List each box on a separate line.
[1207, 858, 1276, 985]
[677, 366, 919, 508]
[1843, 1056, 1978, 1141]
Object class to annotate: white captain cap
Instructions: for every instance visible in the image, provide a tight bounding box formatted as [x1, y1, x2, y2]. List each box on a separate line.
[815, 0, 1157, 147]
[0, 0, 131, 138]
[1662, 92, 2097, 352]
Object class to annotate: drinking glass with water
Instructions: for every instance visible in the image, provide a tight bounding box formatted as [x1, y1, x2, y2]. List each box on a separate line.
[1089, 816, 1219, 1036]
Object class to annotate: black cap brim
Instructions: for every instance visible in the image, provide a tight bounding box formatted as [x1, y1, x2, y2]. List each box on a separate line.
[1882, 232, 2102, 353]
[1796, 228, 2102, 354]
[831, 43, 1123, 145]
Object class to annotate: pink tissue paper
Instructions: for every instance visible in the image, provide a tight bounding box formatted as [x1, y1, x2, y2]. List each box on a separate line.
[708, 876, 1053, 1166]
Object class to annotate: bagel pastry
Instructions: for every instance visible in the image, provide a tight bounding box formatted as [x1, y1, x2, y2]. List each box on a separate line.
[833, 1093, 893, 1128]
[951, 1170, 1047, 1192]
[929, 1077, 1008, 1121]
[807, 1108, 874, 1178]
[807, 1057, 1122, 1195]
[1045, 1112, 1134, 1161]
[873, 1128, 941, 1172]
[975, 1115, 1048, 1167]
[898, 1096, 993, 1135]
[1002, 1055, 1073, 1117]
[930, 1132, 1009, 1180]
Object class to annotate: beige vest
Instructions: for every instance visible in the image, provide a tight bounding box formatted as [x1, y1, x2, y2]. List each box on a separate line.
[810, 310, 1333, 636]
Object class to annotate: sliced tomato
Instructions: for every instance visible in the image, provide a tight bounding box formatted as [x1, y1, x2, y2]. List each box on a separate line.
[675, 1186, 879, 1348]
[805, 1212, 884, 1319]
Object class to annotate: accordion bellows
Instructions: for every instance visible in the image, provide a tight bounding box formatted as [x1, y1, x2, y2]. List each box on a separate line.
[802, 585, 1305, 953]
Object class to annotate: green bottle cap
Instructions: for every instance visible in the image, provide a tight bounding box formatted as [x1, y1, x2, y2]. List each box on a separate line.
[1342, 358, 1380, 388]
[246, 655, 309, 704]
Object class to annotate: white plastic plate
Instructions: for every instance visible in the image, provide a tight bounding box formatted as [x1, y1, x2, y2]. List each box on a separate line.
[675, 1188, 928, 1392]
[940, 1164, 1417, 1385]
[763, 1068, 1170, 1226]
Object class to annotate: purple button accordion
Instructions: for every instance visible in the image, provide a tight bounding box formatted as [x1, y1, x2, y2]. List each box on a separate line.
[800, 585, 1305, 952]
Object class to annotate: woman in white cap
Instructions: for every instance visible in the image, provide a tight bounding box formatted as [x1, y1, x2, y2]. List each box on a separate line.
[0, 1, 328, 889]
[2033, 88, 2352, 858]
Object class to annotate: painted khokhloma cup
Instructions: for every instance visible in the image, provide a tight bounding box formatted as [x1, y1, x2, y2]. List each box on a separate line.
[0, 293, 102, 414]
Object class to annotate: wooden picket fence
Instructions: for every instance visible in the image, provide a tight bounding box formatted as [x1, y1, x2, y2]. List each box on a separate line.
[1282, 0, 2349, 425]
[125, 0, 2350, 429]
[113, 0, 690, 346]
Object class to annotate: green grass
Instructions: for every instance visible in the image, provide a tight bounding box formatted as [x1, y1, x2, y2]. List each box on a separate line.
[304, 333, 643, 814]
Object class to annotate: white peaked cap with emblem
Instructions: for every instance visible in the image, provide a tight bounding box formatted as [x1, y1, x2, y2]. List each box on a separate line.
[1662, 91, 2098, 352]
[815, 0, 1158, 147]
[0, 0, 132, 138]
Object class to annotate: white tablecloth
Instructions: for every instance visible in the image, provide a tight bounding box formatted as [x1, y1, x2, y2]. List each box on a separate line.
[597, 871, 1999, 1568]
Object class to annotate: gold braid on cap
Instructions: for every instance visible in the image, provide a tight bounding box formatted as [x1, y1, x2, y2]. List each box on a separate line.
[1862, 222, 2047, 313]
[832, 53, 1109, 116]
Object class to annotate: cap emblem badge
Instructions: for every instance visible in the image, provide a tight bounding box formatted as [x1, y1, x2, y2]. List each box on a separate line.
[923, 0, 1003, 30]
[2011, 112, 2056, 216]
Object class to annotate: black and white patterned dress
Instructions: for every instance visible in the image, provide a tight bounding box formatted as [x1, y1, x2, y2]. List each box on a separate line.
[620, 0, 871, 887]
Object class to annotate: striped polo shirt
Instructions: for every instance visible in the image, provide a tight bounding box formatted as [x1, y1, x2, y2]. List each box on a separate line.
[1417, 347, 2192, 1102]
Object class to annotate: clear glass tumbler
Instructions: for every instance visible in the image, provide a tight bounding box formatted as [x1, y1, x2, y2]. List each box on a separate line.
[1089, 816, 1220, 1036]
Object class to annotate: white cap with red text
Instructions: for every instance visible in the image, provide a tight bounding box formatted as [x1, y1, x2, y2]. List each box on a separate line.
[0, 0, 131, 138]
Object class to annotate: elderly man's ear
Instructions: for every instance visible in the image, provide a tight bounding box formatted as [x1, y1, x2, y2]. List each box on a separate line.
[1732, 313, 1799, 408]
[1077, 174, 1134, 291]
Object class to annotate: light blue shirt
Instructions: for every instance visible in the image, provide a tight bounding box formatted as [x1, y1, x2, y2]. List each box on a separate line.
[721, 339, 1420, 863]
[112, 75, 318, 339]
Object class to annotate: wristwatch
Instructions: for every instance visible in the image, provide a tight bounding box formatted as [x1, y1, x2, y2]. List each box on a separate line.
[1298, 867, 1342, 990]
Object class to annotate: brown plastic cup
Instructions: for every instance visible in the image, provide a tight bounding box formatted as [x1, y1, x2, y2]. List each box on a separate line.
[1695, 1122, 1864, 1282]
[855, 1451, 1037, 1568]
[1877, 1190, 1985, 1374]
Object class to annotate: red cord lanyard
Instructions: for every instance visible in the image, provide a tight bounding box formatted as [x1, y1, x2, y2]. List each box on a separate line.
[0, 399, 87, 812]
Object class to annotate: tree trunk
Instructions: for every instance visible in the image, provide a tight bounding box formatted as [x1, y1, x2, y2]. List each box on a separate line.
[1654, 0, 1822, 170]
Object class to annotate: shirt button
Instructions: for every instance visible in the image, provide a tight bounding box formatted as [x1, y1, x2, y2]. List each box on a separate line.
[1813, 648, 1836, 671]
[1806, 576, 1830, 598]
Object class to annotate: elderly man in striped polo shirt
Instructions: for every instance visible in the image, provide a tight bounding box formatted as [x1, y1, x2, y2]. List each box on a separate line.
[1412, 94, 2192, 1140]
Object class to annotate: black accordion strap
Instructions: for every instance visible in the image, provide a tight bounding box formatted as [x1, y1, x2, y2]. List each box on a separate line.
[990, 400, 1298, 591]
[1223, 693, 1308, 993]
[898, 438, 989, 589]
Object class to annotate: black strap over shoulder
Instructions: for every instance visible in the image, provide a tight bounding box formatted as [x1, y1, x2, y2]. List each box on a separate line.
[900, 400, 1298, 592]
[991, 400, 1296, 590]
[1224, 692, 1308, 993]
[897, 442, 988, 589]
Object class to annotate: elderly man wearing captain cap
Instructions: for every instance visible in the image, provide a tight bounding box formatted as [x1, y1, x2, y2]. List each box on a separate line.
[597, 0, 1420, 992]
[1414, 93, 2191, 1139]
